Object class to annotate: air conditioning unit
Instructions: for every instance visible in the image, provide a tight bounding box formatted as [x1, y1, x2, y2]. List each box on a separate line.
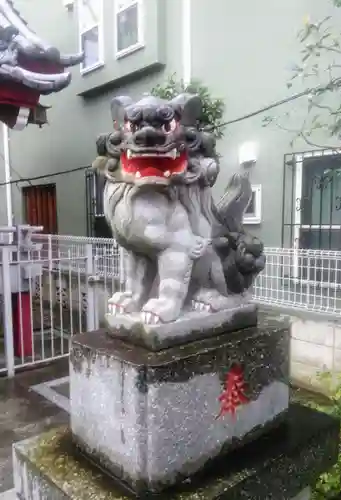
[63, 0, 74, 10]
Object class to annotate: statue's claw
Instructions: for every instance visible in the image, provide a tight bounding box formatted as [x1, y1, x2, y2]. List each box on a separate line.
[192, 289, 232, 312]
[108, 291, 141, 315]
[191, 300, 212, 313]
[141, 311, 161, 325]
[141, 297, 180, 323]
[108, 303, 125, 315]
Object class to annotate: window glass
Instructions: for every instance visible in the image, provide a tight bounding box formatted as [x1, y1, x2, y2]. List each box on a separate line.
[116, 1, 139, 54]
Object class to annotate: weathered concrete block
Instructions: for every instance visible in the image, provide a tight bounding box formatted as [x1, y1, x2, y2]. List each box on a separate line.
[12, 405, 339, 499]
[106, 295, 258, 350]
[70, 318, 290, 493]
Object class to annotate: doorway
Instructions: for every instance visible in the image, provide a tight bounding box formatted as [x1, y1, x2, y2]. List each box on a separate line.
[22, 183, 58, 234]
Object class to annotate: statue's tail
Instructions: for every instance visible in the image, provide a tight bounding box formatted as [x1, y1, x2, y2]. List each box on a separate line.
[215, 173, 252, 233]
[212, 173, 265, 294]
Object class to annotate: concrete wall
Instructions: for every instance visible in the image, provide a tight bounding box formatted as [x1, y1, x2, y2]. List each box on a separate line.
[1, 0, 341, 243]
[190, 0, 341, 246]
[290, 315, 341, 394]
[3, 0, 183, 235]
[262, 307, 341, 394]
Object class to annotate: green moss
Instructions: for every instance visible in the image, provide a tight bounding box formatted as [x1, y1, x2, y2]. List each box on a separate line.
[291, 380, 341, 500]
[28, 428, 127, 500]
[25, 427, 249, 500]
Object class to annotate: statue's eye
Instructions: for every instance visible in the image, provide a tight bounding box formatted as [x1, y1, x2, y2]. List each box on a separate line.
[162, 119, 177, 134]
[124, 121, 138, 133]
[124, 120, 132, 132]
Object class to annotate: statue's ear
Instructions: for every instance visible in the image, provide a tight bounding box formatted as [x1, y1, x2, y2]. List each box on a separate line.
[110, 96, 133, 125]
[169, 93, 202, 126]
[96, 133, 109, 156]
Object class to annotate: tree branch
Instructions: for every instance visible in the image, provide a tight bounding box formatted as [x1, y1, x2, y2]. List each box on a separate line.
[317, 43, 341, 55]
[299, 131, 341, 151]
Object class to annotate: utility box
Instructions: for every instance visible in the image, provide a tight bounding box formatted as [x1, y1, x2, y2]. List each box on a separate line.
[0, 225, 43, 294]
[0, 225, 44, 358]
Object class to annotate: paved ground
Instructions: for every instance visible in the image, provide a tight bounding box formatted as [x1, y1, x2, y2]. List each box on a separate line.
[0, 359, 69, 493]
[0, 490, 15, 499]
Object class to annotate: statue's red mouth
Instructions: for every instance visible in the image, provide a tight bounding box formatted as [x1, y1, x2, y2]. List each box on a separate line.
[121, 150, 187, 179]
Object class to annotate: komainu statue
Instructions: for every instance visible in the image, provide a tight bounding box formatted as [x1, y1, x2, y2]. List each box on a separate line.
[92, 93, 265, 341]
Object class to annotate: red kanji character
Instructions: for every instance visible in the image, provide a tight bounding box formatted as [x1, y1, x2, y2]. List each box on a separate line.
[216, 365, 249, 419]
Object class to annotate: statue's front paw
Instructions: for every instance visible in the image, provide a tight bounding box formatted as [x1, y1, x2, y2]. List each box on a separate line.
[189, 237, 212, 260]
[108, 291, 140, 314]
[141, 298, 181, 324]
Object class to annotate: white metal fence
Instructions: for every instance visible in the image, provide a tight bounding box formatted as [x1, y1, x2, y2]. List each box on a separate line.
[253, 247, 341, 316]
[0, 234, 124, 376]
[1, 235, 341, 377]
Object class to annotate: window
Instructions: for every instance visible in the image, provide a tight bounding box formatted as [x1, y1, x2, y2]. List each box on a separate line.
[78, 0, 104, 73]
[115, 0, 143, 58]
[243, 185, 262, 224]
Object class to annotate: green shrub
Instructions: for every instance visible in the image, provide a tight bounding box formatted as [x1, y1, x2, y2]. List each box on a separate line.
[293, 372, 341, 499]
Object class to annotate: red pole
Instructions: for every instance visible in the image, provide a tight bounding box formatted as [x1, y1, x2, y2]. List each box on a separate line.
[12, 292, 33, 358]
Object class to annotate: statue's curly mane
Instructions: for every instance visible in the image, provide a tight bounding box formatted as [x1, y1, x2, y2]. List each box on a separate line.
[103, 178, 137, 239]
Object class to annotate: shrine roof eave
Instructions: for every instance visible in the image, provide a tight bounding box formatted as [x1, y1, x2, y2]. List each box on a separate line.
[0, 0, 84, 69]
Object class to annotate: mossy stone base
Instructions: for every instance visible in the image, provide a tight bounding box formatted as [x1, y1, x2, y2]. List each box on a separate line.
[13, 404, 339, 499]
[70, 319, 289, 493]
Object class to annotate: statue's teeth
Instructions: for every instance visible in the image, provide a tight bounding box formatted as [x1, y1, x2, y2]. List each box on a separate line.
[136, 171, 141, 178]
[164, 170, 171, 178]
[127, 149, 132, 159]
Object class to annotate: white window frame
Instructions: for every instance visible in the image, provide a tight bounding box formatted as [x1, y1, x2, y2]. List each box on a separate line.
[114, 0, 144, 59]
[292, 149, 341, 282]
[78, 0, 104, 75]
[243, 185, 262, 225]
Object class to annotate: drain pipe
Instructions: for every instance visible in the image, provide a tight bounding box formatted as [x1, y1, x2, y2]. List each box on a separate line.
[3, 123, 13, 232]
[182, 0, 192, 87]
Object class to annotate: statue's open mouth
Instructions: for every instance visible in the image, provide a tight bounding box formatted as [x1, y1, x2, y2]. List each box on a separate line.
[121, 149, 187, 180]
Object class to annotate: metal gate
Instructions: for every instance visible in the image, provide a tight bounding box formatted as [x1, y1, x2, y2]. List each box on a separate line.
[85, 170, 111, 238]
[0, 230, 124, 377]
[279, 149, 341, 310]
[282, 148, 341, 252]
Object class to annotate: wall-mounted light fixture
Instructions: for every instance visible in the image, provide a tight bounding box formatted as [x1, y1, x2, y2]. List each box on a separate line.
[238, 141, 258, 167]
[63, 0, 74, 11]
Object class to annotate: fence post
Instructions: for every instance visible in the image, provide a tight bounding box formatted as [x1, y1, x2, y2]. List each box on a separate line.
[85, 243, 97, 331]
[2, 246, 15, 377]
[119, 246, 125, 290]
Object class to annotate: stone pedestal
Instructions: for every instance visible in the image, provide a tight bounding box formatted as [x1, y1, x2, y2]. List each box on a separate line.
[12, 405, 339, 499]
[69, 318, 289, 494]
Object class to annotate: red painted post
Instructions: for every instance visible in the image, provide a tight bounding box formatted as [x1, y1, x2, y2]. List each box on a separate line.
[12, 292, 33, 358]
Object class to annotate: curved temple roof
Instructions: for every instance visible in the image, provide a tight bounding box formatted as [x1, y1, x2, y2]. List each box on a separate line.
[0, 0, 84, 92]
[0, 0, 84, 128]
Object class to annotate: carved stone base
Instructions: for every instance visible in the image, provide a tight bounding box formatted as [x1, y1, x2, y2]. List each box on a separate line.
[13, 405, 339, 499]
[105, 295, 257, 350]
[69, 317, 289, 494]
